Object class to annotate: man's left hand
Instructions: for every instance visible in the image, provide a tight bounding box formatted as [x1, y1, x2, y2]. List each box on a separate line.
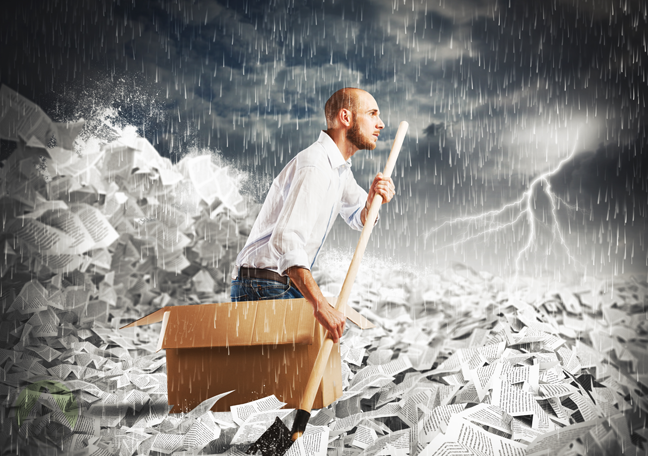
[367, 172, 395, 206]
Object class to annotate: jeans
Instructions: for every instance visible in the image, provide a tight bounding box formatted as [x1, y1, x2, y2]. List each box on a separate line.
[230, 274, 304, 302]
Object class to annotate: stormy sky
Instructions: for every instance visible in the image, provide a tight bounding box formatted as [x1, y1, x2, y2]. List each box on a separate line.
[1, 0, 647, 279]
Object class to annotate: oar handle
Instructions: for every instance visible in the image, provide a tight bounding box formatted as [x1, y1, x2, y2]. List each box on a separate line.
[291, 121, 409, 440]
[333, 120, 408, 313]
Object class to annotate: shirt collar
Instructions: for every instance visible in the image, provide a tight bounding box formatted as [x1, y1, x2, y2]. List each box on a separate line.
[318, 131, 352, 169]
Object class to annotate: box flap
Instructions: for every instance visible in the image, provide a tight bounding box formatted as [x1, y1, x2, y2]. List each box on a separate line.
[325, 297, 375, 330]
[119, 307, 169, 329]
[160, 298, 316, 349]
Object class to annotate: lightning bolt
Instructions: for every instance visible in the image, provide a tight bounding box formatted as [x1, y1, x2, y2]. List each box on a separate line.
[425, 131, 583, 275]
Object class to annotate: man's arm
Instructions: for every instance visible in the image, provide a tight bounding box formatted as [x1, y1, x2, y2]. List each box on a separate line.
[285, 266, 346, 343]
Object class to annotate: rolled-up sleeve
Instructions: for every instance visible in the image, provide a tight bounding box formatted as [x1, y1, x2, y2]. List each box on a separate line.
[270, 165, 329, 274]
[339, 172, 379, 231]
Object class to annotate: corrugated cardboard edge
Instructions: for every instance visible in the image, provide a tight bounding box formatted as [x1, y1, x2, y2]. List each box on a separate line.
[156, 311, 171, 353]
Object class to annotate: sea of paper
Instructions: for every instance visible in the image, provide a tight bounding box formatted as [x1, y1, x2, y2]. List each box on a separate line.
[1, 85, 647, 455]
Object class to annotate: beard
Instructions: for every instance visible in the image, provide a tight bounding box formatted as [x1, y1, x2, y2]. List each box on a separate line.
[346, 118, 376, 150]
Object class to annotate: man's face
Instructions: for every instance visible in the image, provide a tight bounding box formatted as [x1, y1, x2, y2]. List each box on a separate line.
[346, 93, 385, 151]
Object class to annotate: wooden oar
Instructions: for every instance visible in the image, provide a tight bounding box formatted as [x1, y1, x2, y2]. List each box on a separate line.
[246, 120, 409, 456]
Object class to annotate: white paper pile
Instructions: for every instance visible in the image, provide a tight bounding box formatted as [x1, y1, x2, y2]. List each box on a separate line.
[1, 86, 647, 456]
[313, 265, 648, 456]
[0, 85, 256, 455]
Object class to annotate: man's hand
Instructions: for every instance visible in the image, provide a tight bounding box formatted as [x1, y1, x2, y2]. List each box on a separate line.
[312, 300, 346, 343]
[361, 172, 395, 225]
[285, 266, 346, 342]
[367, 172, 395, 205]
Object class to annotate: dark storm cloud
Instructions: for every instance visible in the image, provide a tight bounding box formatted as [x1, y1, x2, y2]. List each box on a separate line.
[550, 139, 648, 218]
[406, 0, 647, 194]
[0, 0, 460, 160]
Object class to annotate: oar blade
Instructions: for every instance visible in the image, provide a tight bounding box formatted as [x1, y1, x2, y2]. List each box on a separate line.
[245, 416, 294, 456]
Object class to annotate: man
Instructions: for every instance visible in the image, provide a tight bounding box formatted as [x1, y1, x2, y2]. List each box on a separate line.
[231, 88, 395, 342]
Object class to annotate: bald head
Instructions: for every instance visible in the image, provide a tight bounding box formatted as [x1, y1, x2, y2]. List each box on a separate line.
[323, 88, 384, 154]
[324, 88, 366, 128]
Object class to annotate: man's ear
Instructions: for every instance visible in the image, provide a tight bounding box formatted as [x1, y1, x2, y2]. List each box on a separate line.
[339, 108, 353, 127]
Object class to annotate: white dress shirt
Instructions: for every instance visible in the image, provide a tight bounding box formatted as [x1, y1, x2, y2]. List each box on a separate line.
[234, 131, 372, 278]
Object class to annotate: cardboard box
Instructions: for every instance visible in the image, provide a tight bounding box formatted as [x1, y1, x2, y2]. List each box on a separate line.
[122, 297, 373, 413]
